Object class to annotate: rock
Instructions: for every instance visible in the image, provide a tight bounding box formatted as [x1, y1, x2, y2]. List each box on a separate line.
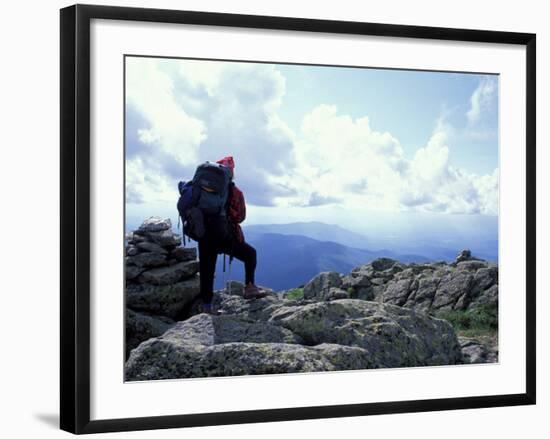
[137, 217, 171, 233]
[269, 299, 462, 368]
[341, 273, 371, 289]
[382, 278, 415, 307]
[370, 277, 388, 286]
[303, 272, 342, 300]
[352, 264, 375, 278]
[325, 287, 350, 301]
[456, 249, 472, 263]
[211, 314, 303, 344]
[431, 271, 474, 311]
[170, 246, 197, 262]
[125, 313, 376, 380]
[126, 265, 143, 281]
[354, 287, 375, 301]
[126, 309, 174, 358]
[472, 267, 498, 294]
[226, 280, 245, 296]
[127, 276, 200, 318]
[126, 252, 167, 269]
[138, 261, 199, 285]
[457, 260, 488, 271]
[459, 337, 498, 364]
[470, 284, 498, 308]
[405, 274, 440, 313]
[126, 245, 139, 256]
[126, 232, 145, 244]
[371, 258, 398, 271]
[146, 229, 181, 247]
[136, 241, 168, 254]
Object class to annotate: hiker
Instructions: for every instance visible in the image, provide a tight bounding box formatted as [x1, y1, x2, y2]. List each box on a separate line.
[177, 156, 266, 315]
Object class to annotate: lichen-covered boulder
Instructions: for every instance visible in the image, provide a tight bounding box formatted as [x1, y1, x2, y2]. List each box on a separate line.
[431, 271, 474, 311]
[126, 276, 200, 319]
[269, 299, 462, 368]
[371, 257, 398, 271]
[303, 271, 342, 300]
[138, 261, 199, 285]
[125, 309, 174, 359]
[125, 313, 376, 381]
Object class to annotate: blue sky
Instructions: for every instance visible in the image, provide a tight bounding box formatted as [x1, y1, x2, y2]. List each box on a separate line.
[125, 57, 499, 238]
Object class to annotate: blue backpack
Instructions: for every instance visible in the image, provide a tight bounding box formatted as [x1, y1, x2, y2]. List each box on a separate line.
[177, 162, 232, 242]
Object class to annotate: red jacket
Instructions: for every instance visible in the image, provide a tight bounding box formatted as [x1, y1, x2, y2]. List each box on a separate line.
[227, 184, 246, 243]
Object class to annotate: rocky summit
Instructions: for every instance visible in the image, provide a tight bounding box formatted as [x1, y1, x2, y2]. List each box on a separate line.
[305, 256, 498, 315]
[125, 218, 498, 379]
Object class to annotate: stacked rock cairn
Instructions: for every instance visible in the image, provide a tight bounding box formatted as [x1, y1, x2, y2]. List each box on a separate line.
[125, 217, 200, 358]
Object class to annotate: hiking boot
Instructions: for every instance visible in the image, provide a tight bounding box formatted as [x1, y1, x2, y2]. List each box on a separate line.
[243, 283, 268, 300]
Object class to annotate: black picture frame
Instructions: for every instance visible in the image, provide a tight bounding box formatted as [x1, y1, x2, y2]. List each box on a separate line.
[60, 3, 536, 434]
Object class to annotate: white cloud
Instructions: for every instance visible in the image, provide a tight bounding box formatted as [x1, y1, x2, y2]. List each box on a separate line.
[126, 157, 175, 204]
[126, 59, 295, 206]
[126, 58, 206, 166]
[466, 76, 498, 125]
[278, 105, 498, 215]
[126, 60, 498, 216]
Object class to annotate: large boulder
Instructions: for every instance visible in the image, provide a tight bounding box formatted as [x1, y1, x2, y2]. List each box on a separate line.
[470, 284, 498, 308]
[125, 309, 174, 359]
[382, 278, 416, 307]
[371, 257, 398, 271]
[431, 271, 474, 311]
[269, 299, 462, 368]
[404, 273, 440, 313]
[187, 291, 289, 322]
[138, 261, 199, 285]
[126, 299, 463, 380]
[126, 276, 200, 319]
[303, 271, 342, 300]
[125, 313, 375, 381]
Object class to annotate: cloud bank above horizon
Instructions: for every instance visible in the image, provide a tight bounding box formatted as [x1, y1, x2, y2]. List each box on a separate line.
[125, 57, 499, 217]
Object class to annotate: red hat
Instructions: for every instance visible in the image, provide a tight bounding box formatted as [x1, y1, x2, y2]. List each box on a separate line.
[216, 156, 235, 173]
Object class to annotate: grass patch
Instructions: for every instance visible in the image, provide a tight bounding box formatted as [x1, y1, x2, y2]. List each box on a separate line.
[286, 288, 304, 300]
[458, 328, 496, 338]
[436, 304, 498, 333]
[347, 287, 357, 298]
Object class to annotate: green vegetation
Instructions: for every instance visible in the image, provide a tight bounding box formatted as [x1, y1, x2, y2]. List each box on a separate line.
[347, 287, 357, 298]
[286, 288, 304, 300]
[436, 304, 498, 337]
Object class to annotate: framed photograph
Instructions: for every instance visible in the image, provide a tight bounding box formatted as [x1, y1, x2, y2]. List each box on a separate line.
[60, 4, 536, 434]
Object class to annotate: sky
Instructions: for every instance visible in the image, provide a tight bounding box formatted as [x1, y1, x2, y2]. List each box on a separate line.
[125, 56, 499, 239]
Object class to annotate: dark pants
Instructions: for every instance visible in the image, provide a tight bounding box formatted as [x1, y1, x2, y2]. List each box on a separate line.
[198, 235, 257, 304]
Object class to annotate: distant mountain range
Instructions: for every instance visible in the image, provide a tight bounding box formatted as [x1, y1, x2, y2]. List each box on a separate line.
[234, 231, 429, 290]
[244, 221, 498, 264]
[126, 218, 498, 291]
